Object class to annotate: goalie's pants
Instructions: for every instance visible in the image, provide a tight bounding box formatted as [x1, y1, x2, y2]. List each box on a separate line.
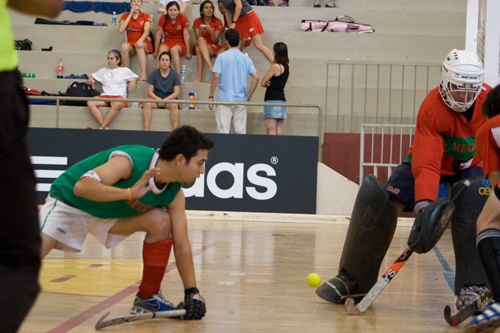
[384, 161, 483, 211]
[0, 71, 41, 333]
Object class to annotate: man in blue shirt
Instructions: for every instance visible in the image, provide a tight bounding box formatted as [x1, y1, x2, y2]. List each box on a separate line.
[208, 29, 259, 134]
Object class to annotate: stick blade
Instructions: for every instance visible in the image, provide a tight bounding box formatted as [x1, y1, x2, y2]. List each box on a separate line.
[443, 305, 458, 326]
[345, 298, 362, 315]
[95, 311, 111, 330]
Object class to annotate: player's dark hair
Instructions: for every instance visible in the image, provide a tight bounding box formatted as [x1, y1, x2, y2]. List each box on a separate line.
[225, 29, 240, 47]
[200, 0, 214, 17]
[482, 85, 500, 120]
[273, 42, 288, 66]
[159, 125, 214, 162]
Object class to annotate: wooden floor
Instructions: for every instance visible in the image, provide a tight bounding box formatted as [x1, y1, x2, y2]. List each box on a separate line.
[21, 214, 465, 332]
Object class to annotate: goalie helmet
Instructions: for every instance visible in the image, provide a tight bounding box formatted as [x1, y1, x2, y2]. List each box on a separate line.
[440, 49, 484, 112]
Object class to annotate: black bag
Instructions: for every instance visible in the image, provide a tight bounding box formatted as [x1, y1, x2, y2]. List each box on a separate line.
[15, 39, 32, 50]
[64, 81, 98, 106]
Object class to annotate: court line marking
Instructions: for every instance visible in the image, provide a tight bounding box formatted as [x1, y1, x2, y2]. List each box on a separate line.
[46, 243, 216, 333]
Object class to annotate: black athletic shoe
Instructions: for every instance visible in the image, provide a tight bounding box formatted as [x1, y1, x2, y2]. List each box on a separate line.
[315, 270, 366, 304]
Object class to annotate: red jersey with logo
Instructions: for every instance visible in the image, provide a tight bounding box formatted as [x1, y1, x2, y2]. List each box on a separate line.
[476, 114, 500, 179]
[158, 14, 190, 45]
[121, 11, 151, 44]
[193, 17, 223, 44]
[407, 84, 491, 202]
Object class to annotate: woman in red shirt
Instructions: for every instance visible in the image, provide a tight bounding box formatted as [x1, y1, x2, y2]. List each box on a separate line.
[192, 0, 223, 83]
[154, 1, 191, 76]
[119, 0, 153, 81]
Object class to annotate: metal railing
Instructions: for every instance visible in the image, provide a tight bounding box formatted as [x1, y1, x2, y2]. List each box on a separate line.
[359, 123, 416, 183]
[27, 95, 324, 159]
[325, 61, 440, 134]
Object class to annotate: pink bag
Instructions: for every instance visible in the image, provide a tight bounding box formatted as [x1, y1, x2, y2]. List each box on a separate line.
[300, 15, 374, 33]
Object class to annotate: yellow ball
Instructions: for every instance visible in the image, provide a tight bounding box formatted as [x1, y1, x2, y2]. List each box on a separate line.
[307, 273, 321, 287]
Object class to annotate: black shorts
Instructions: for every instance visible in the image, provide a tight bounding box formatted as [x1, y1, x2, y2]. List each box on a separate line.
[384, 161, 484, 211]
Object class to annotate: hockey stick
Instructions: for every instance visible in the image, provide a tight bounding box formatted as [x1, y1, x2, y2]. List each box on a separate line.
[444, 289, 492, 326]
[345, 179, 472, 315]
[95, 309, 186, 330]
[345, 246, 413, 315]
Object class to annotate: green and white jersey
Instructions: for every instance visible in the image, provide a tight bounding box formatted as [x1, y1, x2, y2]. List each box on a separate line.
[50, 145, 181, 219]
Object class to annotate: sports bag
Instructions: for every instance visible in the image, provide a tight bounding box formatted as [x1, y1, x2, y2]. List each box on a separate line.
[15, 39, 33, 50]
[64, 81, 99, 106]
[300, 15, 374, 33]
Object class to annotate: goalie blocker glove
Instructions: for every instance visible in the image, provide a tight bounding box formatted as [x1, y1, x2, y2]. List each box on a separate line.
[177, 288, 206, 320]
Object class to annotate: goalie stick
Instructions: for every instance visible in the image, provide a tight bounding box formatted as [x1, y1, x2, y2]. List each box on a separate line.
[345, 246, 413, 315]
[444, 289, 492, 326]
[345, 179, 472, 315]
[95, 309, 186, 330]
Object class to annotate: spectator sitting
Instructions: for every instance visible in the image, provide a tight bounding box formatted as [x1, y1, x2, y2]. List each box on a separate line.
[192, 0, 224, 83]
[154, 1, 192, 76]
[87, 50, 139, 129]
[143, 52, 181, 131]
[208, 29, 259, 134]
[119, 0, 153, 81]
[158, 0, 189, 15]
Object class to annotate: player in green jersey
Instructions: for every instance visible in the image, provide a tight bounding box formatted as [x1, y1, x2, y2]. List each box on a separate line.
[40, 125, 213, 320]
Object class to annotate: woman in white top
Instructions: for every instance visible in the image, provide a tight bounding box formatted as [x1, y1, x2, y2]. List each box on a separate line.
[87, 50, 139, 129]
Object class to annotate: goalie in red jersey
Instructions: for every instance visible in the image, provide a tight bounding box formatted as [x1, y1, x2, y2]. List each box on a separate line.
[316, 49, 493, 315]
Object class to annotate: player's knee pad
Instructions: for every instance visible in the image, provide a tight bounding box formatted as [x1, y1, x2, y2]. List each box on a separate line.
[477, 229, 500, 300]
[338, 174, 398, 292]
[451, 176, 491, 294]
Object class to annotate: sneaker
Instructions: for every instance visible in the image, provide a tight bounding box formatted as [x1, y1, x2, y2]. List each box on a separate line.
[456, 285, 490, 312]
[266, 0, 275, 6]
[313, 0, 321, 7]
[278, 0, 288, 6]
[325, 0, 336, 7]
[130, 290, 176, 314]
[465, 302, 500, 332]
[315, 270, 365, 304]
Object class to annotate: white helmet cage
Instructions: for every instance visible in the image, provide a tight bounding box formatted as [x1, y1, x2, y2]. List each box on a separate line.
[440, 49, 484, 112]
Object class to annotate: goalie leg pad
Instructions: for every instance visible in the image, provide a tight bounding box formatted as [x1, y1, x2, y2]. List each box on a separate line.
[452, 177, 490, 295]
[316, 175, 398, 304]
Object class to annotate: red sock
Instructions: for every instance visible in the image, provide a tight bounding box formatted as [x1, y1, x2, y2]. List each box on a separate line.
[138, 238, 173, 300]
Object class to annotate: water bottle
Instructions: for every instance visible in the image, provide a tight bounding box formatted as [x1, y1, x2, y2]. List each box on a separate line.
[57, 58, 64, 79]
[22, 72, 35, 78]
[189, 92, 196, 110]
[181, 65, 186, 82]
[150, 10, 154, 24]
[112, 11, 117, 26]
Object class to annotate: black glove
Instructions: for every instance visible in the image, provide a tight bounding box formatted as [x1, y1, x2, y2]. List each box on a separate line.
[177, 288, 206, 320]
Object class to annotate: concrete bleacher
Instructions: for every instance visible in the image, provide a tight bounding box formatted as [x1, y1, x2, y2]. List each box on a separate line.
[10, 0, 467, 134]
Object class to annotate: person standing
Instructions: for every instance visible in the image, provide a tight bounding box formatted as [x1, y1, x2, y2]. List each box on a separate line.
[220, 0, 273, 63]
[119, 0, 153, 81]
[143, 52, 181, 130]
[260, 42, 289, 135]
[39, 125, 211, 320]
[208, 29, 259, 134]
[1, 0, 63, 332]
